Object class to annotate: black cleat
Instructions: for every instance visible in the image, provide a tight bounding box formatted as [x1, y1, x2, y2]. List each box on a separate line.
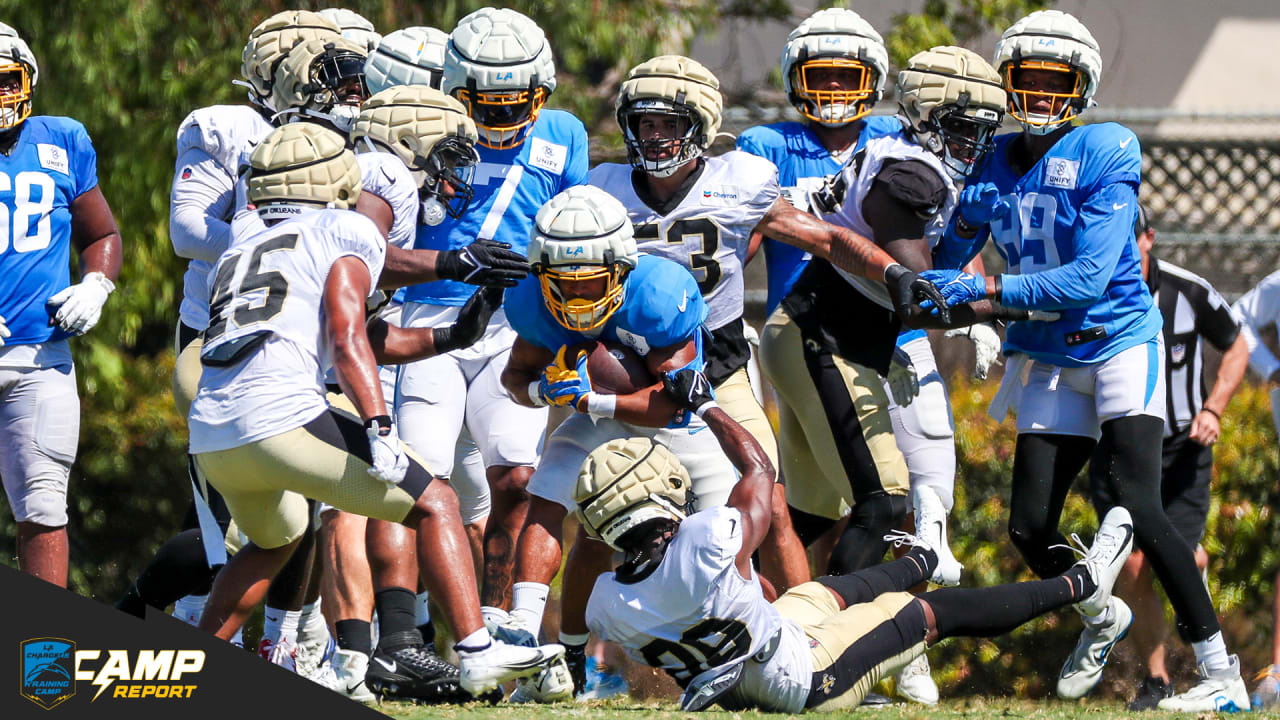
[365, 634, 470, 704]
[565, 643, 587, 698]
[1127, 675, 1173, 711]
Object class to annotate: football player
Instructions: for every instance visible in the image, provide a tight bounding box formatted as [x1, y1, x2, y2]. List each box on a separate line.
[364, 26, 448, 94]
[923, 10, 1247, 711]
[587, 54, 808, 596]
[189, 122, 561, 698]
[394, 6, 588, 648]
[576, 384, 1136, 713]
[0, 23, 122, 588]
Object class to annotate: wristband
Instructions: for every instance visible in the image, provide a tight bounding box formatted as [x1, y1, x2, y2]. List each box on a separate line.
[955, 217, 980, 238]
[993, 274, 1004, 303]
[364, 415, 393, 435]
[693, 400, 719, 418]
[433, 325, 460, 355]
[1200, 406, 1221, 420]
[585, 393, 617, 418]
[527, 381, 547, 407]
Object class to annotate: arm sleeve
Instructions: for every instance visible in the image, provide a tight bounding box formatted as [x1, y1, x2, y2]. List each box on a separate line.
[1232, 275, 1280, 378]
[169, 146, 237, 263]
[999, 181, 1138, 310]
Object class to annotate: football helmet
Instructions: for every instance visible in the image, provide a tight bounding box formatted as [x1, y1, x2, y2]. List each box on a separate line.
[240, 11, 342, 111]
[575, 437, 692, 551]
[351, 85, 480, 223]
[615, 55, 722, 178]
[897, 46, 1006, 179]
[271, 37, 370, 132]
[316, 8, 382, 53]
[782, 8, 888, 127]
[442, 7, 556, 150]
[364, 26, 449, 94]
[246, 123, 361, 218]
[993, 10, 1102, 134]
[527, 186, 637, 332]
[0, 23, 37, 129]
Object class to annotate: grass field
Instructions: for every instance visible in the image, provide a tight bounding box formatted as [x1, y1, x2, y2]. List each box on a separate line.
[376, 696, 1278, 719]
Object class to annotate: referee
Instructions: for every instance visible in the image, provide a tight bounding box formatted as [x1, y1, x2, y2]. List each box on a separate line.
[1089, 204, 1249, 710]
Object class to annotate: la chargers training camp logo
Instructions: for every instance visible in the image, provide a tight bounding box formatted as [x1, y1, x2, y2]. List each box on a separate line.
[21, 638, 76, 710]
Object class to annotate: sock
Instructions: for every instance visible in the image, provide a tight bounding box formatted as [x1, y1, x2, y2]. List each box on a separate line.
[173, 595, 207, 626]
[262, 607, 301, 647]
[373, 587, 418, 649]
[510, 582, 550, 631]
[481, 605, 509, 626]
[924, 574, 1081, 640]
[817, 548, 936, 606]
[335, 619, 373, 657]
[455, 627, 492, 653]
[1192, 631, 1231, 672]
[297, 601, 328, 645]
[559, 631, 589, 648]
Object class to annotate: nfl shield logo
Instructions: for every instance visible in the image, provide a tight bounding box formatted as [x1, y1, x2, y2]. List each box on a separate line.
[1171, 343, 1186, 364]
[20, 638, 76, 710]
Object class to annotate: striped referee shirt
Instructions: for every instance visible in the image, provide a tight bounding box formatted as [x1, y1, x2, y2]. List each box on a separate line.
[1148, 258, 1241, 437]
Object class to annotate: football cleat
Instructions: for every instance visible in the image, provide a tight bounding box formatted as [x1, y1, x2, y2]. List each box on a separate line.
[310, 649, 375, 703]
[1253, 664, 1280, 710]
[509, 656, 574, 703]
[895, 653, 938, 705]
[913, 486, 962, 586]
[1158, 654, 1249, 713]
[1127, 674, 1173, 711]
[1056, 596, 1132, 699]
[458, 641, 565, 696]
[295, 630, 335, 679]
[1073, 506, 1134, 617]
[365, 635, 470, 703]
[258, 636, 298, 673]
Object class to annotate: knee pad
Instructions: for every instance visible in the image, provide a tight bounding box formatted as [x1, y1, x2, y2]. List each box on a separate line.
[16, 485, 68, 527]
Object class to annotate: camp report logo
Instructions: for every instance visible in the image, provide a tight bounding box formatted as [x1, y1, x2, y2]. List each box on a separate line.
[20, 638, 205, 709]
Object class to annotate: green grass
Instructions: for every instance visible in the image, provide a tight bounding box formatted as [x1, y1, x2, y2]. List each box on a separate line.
[376, 696, 1280, 719]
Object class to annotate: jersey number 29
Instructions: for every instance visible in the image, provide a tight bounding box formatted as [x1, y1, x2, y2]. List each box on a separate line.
[639, 617, 752, 686]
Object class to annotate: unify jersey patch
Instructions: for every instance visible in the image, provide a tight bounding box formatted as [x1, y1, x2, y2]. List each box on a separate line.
[588, 151, 779, 331]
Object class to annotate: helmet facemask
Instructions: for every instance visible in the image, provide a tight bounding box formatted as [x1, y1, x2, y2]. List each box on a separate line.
[536, 261, 630, 332]
[301, 47, 369, 131]
[456, 78, 547, 150]
[1004, 55, 1087, 135]
[791, 51, 878, 126]
[416, 136, 479, 224]
[620, 99, 704, 177]
[922, 103, 1002, 179]
[0, 59, 31, 129]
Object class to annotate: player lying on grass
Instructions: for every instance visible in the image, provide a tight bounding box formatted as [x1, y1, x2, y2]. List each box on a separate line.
[578, 368, 1136, 712]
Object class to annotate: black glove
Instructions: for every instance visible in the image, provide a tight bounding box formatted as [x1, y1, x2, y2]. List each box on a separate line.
[433, 286, 503, 354]
[564, 642, 587, 698]
[885, 263, 950, 325]
[662, 367, 717, 417]
[437, 239, 529, 287]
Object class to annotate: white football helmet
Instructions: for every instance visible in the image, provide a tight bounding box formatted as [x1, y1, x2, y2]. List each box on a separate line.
[240, 11, 342, 111]
[528, 186, 637, 332]
[897, 46, 1006, 179]
[782, 8, 888, 127]
[442, 7, 556, 149]
[575, 437, 692, 551]
[246, 123, 361, 218]
[364, 26, 449, 94]
[615, 55, 722, 178]
[993, 10, 1102, 134]
[271, 37, 370, 132]
[351, 85, 480, 222]
[0, 23, 37, 129]
[316, 8, 381, 52]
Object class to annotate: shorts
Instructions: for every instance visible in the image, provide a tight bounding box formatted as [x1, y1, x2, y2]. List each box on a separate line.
[1090, 426, 1212, 546]
[172, 322, 203, 418]
[0, 362, 79, 526]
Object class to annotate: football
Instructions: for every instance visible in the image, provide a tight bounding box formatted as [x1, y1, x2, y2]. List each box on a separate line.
[567, 340, 655, 396]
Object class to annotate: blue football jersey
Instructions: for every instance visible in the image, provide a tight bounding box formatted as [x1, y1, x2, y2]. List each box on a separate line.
[942, 123, 1161, 366]
[404, 109, 588, 307]
[0, 117, 99, 345]
[505, 255, 709, 371]
[736, 116, 902, 314]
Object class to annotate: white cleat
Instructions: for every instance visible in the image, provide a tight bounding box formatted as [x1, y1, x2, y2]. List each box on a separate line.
[483, 608, 539, 648]
[295, 633, 335, 679]
[913, 486, 962, 586]
[509, 656, 574, 703]
[1158, 654, 1250, 713]
[458, 641, 565, 696]
[310, 649, 375, 703]
[1073, 506, 1135, 617]
[895, 653, 938, 705]
[1057, 596, 1133, 699]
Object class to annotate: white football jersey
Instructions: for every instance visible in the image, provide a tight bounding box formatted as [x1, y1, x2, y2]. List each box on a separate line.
[823, 130, 957, 310]
[356, 151, 419, 251]
[188, 209, 387, 454]
[588, 152, 780, 331]
[173, 105, 275, 330]
[586, 506, 811, 713]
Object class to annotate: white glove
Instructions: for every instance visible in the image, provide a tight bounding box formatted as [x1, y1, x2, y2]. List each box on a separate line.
[945, 322, 1003, 380]
[366, 420, 409, 488]
[887, 346, 920, 407]
[47, 271, 114, 335]
[0, 315, 9, 347]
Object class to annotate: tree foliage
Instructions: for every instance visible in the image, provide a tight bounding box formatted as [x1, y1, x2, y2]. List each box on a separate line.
[884, 0, 1055, 67]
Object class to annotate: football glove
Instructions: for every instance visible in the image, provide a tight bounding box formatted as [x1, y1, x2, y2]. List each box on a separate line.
[944, 323, 1003, 380]
[957, 182, 1011, 227]
[47, 271, 114, 335]
[662, 367, 717, 417]
[539, 347, 594, 409]
[885, 264, 950, 325]
[0, 315, 9, 347]
[365, 418, 409, 488]
[434, 286, 503, 354]
[437, 239, 529, 287]
[919, 269, 988, 308]
[887, 346, 920, 407]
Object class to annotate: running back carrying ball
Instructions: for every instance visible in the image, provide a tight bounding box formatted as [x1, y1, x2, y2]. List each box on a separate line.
[565, 340, 655, 396]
